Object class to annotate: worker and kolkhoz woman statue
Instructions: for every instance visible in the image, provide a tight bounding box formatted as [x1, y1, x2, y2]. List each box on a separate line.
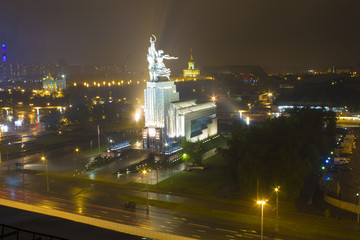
[147, 35, 177, 82]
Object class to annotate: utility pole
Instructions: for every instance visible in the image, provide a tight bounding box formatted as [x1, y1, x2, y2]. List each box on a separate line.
[357, 193, 360, 223]
[275, 186, 280, 232]
[21, 134, 24, 192]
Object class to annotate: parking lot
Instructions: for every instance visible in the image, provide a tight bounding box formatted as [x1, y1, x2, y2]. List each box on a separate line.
[325, 128, 360, 204]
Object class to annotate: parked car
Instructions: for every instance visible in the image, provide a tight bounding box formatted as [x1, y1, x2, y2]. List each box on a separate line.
[15, 162, 24, 169]
[333, 157, 350, 165]
[121, 201, 136, 209]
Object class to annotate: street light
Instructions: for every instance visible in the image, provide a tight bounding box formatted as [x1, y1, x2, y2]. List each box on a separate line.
[74, 148, 79, 177]
[41, 156, 49, 192]
[356, 193, 360, 223]
[257, 200, 266, 240]
[135, 110, 141, 123]
[143, 169, 150, 213]
[274, 186, 280, 232]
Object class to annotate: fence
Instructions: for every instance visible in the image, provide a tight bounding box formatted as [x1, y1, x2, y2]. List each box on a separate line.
[0, 224, 66, 240]
[324, 194, 359, 214]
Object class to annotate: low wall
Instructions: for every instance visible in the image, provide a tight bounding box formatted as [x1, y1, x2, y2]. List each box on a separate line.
[0, 198, 194, 240]
[324, 194, 359, 213]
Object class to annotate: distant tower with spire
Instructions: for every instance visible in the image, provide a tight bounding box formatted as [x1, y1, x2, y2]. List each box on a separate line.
[2, 41, 6, 63]
[183, 49, 200, 79]
[0, 38, 8, 81]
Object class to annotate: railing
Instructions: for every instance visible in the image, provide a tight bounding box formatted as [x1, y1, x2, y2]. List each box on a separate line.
[324, 194, 359, 214]
[0, 224, 66, 240]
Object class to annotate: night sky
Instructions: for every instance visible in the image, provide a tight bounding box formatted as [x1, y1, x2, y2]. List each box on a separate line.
[1, 0, 360, 72]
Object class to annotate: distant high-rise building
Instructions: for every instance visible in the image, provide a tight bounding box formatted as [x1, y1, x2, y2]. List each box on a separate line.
[0, 41, 8, 82]
[2, 42, 6, 63]
[183, 49, 200, 79]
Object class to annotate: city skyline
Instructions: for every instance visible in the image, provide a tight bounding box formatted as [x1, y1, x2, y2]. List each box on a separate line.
[1, 0, 360, 73]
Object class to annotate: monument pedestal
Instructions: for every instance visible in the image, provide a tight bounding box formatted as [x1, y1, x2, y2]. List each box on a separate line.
[143, 80, 179, 152]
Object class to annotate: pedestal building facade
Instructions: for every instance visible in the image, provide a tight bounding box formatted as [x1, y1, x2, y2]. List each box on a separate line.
[143, 80, 179, 150]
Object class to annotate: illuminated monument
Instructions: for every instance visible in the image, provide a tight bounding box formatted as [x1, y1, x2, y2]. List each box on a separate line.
[143, 36, 217, 152]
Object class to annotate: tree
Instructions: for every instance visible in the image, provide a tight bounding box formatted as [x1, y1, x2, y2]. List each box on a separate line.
[64, 103, 90, 127]
[221, 108, 336, 199]
[41, 111, 63, 131]
[181, 140, 205, 166]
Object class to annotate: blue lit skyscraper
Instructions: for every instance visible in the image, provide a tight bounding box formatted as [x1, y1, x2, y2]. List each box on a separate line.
[2, 42, 6, 63]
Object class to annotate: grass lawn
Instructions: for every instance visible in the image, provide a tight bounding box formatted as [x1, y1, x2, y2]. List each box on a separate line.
[0, 143, 21, 156]
[31, 135, 72, 146]
[101, 120, 144, 132]
[158, 153, 229, 196]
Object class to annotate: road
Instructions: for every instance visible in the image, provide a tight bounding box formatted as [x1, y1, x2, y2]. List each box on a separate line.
[1, 143, 360, 239]
[0, 170, 271, 240]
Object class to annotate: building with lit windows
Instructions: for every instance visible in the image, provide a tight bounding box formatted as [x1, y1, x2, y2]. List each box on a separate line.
[42, 73, 66, 93]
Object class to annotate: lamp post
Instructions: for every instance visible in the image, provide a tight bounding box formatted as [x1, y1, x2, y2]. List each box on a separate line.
[21, 134, 24, 192]
[275, 186, 280, 232]
[143, 170, 149, 213]
[41, 156, 49, 192]
[356, 193, 360, 223]
[74, 147, 79, 177]
[257, 200, 266, 240]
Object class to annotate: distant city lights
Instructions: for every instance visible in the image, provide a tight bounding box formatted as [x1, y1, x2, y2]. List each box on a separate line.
[135, 110, 141, 122]
[0, 124, 8, 132]
[14, 119, 22, 127]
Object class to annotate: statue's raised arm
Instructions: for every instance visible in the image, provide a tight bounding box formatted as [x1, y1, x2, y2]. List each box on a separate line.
[149, 35, 157, 56]
[163, 54, 178, 60]
[147, 35, 157, 81]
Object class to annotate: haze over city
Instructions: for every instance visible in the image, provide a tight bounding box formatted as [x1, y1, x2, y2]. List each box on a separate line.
[1, 0, 360, 72]
[1, 1, 360, 240]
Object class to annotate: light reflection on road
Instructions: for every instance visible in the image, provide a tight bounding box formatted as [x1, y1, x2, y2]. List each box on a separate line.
[0, 182, 262, 240]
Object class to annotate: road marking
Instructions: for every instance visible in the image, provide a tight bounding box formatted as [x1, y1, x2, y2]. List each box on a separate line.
[216, 228, 237, 233]
[189, 223, 210, 228]
[242, 236, 253, 239]
[245, 233, 259, 237]
[141, 226, 153, 230]
[235, 234, 243, 237]
[122, 215, 130, 218]
[197, 230, 206, 233]
[191, 235, 201, 238]
[226, 235, 235, 238]
[169, 219, 184, 223]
